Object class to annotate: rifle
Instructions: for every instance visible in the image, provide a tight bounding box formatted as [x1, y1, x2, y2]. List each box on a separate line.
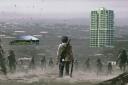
[59, 39, 71, 63]
[70, 60, 74, 77]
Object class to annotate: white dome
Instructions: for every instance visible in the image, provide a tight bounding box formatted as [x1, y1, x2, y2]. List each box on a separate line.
[16, 35, 39, 40]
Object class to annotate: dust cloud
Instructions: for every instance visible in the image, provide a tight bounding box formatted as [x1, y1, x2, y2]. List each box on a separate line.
[0, 66, 120, 85]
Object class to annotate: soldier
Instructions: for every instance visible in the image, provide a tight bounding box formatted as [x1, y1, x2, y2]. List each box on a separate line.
[96, 58, 103, 75]
[8, 50, 16, 72]
[56, 36, 74, 77]
[107, 62, 113, 75]
[117, 49, 128, 72]
[49, 57, 54, 67]
[74, 59, 78, 70]
[30, 56, 35, 69]
[85, 58, 90, 71]
[0, 49, 7, 75]
[0, 40, 7, 75]
[41, 56, 46, 70]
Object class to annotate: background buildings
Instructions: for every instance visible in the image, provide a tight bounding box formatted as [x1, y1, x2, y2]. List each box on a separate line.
[90, 7, 114, 48]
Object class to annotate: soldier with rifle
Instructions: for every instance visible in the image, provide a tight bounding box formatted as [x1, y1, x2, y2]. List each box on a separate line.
[56, 36, 74, 77]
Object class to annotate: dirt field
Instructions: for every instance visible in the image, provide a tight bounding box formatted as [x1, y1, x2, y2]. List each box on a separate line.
[0, 68, 119, 85]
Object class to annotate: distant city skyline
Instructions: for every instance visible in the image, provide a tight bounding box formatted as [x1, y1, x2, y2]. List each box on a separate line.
[0, 0, 127, 18]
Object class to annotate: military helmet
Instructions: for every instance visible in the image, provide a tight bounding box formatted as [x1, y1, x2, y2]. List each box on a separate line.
[61, 36, 68, 43]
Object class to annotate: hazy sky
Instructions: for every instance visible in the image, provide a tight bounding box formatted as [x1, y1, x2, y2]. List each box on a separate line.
[0, 0, 128, 19]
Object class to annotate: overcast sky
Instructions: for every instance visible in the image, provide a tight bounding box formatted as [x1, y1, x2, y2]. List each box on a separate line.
[0, 0, 128, 19]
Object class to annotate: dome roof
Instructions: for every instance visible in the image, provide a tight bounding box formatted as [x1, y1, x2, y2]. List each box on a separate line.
[16, 35, 39, 41]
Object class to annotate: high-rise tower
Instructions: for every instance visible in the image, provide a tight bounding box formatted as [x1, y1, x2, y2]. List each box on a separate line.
[90, 7, 114, 48]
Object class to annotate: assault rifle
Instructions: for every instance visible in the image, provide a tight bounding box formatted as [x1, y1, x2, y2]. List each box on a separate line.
[70, 60, 73, 77]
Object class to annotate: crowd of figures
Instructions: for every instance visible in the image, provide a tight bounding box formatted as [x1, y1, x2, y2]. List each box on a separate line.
[74, 49, 128, 76]
[0, 41, 55, 75]
[0, 45, 17, 75]
[0, 37, 128, 78]
[29, 56, 54, 70]
[73, 58, 112, 75]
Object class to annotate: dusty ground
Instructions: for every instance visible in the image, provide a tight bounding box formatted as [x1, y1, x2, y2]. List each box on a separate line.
[0, 67, 119, 85]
